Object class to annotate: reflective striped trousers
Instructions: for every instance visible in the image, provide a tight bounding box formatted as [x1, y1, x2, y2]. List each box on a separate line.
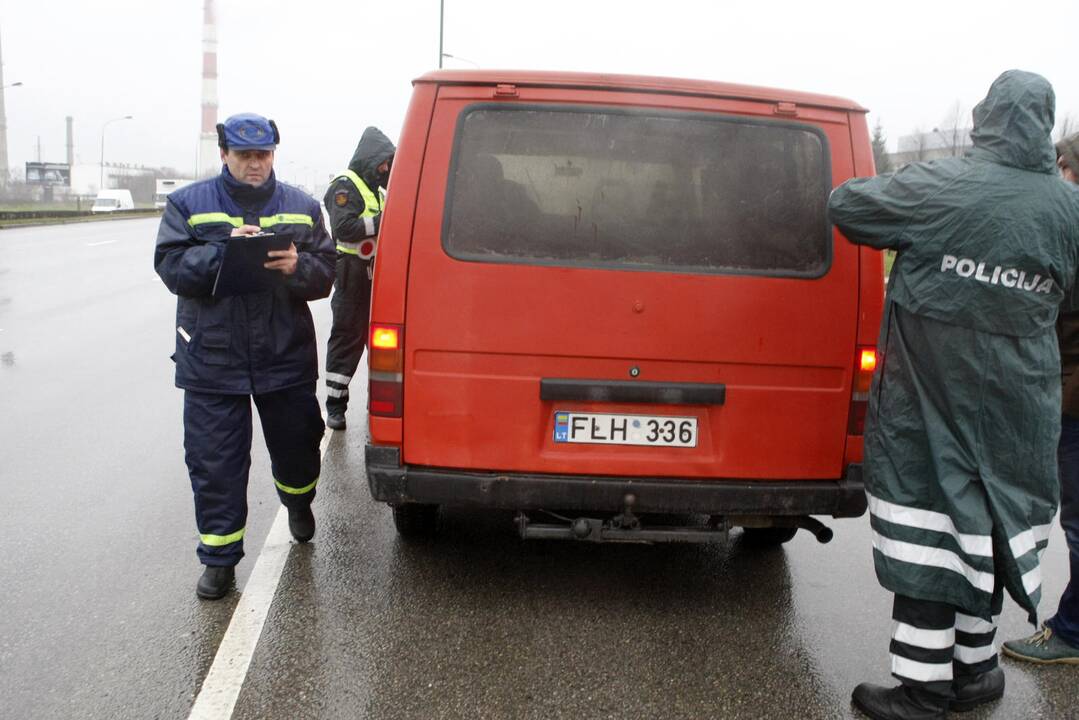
[184, 383, 324, 566]
[890, 592, 1003, 698]
[325, 252, 372, 414]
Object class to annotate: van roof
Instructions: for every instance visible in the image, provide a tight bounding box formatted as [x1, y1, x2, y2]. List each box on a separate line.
[414, 69, 867, 114]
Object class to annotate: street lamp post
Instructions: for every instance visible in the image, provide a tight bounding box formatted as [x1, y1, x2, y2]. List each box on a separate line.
[100, 115, 133, 189]
[437, 4, 479, 69]
[0, 81, 23, 185]
[440, 52, 479, 68]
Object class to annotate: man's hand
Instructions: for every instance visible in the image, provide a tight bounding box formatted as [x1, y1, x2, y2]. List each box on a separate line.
[230, 224, 262, 237]
[265, 242, 299, 276]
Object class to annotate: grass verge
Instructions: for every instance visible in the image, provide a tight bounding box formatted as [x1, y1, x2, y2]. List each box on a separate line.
[0, 211, 160, 229]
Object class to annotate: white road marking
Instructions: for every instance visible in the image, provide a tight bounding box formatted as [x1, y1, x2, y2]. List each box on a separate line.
[86, 239, 117, 247]
[187, 426, 333, 720]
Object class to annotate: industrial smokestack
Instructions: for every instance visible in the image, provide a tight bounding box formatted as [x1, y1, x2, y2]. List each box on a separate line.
[197, 0, 219, 177]
[66, 116, 74, 168]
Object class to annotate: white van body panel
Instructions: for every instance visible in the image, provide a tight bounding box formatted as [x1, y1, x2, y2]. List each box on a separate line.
[91, 189, 135, 213]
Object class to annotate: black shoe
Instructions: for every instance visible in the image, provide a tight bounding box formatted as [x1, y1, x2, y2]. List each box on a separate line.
[950, 667, 1004, 712]
[288, 504, 315, 543]
[852, 683, 948, 720]
[326, 412, 346, 430]
[196, 565, 235, 600]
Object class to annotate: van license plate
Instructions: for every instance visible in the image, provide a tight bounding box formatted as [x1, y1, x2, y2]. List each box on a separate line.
[553, 412, 697, 447]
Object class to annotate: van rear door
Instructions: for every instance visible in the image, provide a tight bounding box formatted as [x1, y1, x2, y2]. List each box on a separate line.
[402, 85, 859, 481]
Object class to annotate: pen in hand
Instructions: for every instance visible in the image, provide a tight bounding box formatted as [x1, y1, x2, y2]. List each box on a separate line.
[228, 225, 298, 276]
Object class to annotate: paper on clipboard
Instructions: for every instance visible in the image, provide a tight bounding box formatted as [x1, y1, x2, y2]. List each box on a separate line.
[212, 231, 292, 297]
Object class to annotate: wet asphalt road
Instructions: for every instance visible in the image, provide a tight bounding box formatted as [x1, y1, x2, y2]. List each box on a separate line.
[0, 218, 299, 718]
[1, 218, 1078, 719]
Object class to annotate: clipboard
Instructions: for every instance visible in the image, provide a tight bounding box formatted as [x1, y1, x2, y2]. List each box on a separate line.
[212, 231, 292, 297]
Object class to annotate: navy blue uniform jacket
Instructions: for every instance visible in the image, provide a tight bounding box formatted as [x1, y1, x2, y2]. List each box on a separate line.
[154, 172, 336, 395]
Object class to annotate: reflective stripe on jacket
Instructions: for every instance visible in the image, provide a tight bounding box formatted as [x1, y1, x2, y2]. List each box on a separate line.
[828, 71, 1079, 624]
[154, 174, 336, 395]
[333, 169, 384, 256]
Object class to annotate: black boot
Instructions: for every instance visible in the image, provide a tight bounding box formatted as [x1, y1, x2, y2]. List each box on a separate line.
[288, 503, 316, 543]
[196, 565, 235, 600]
[326, 412, 346, 430]
[852, 683, 948, 720]
[950, 667, 1004, 712]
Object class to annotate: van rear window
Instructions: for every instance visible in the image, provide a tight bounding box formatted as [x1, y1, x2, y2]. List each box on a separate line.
[443, 105, 832, 277]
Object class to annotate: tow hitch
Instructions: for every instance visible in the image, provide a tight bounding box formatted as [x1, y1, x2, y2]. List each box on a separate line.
[515, 493, 728, 544]
[514, 494, 834, 544]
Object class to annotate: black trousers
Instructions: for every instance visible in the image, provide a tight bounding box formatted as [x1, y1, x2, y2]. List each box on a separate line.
[325, 252, 372, 414]
[889, 591, 1004, 699]
[184, 382, 324, 566]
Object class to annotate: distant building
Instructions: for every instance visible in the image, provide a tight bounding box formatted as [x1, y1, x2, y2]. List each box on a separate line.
[20, 163, 186, 205]
[887, 127, 973, 169]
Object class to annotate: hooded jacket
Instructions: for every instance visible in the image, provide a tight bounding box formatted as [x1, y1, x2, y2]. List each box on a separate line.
[324, 127, 396, 245]
[155, 168, 336, 395]
[828, 70, 1079, 622]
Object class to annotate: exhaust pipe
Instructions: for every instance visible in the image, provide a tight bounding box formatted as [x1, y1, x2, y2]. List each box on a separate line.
[794, 516, 834, 544]
[730, 514, 835, 544]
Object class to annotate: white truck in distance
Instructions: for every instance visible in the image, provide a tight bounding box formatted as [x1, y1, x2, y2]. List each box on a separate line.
[154, 179, 194, 209]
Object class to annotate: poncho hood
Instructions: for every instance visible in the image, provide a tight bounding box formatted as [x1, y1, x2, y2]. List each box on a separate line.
[347, 127, 396, 188]
[969, 70, 1057, 174]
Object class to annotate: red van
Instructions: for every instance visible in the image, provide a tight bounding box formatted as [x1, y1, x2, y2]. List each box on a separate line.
[365, 70, 883, 545]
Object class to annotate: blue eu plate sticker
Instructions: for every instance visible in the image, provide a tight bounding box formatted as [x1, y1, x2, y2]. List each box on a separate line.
[554, 412, 569, 442]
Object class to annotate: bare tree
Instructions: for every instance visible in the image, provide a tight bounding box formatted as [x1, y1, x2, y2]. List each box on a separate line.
[910, 126, 931, 162]
[933, 101, 968, 157]
[1057, 114, 1076, 142]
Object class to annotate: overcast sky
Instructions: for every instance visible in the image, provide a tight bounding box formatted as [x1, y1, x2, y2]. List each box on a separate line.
[2, 0, 1076, 188]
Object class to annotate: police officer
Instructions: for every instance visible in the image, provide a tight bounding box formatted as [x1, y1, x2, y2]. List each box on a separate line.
[1002, 133, 1079, 665]
[830, 72, 1079, 719]
[154, 113, 336, 599]
[323, 127, 396, 430]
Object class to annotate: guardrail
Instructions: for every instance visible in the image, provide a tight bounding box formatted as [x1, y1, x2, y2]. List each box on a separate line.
[0, 208, 160, 220]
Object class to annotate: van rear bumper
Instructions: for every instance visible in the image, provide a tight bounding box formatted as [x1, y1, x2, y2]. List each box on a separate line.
[365, 446, 867, 518]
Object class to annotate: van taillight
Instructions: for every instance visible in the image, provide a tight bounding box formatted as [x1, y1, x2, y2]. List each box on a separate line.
[859, 349, 877, 377]
[369, 323, 403, 418]
[849, 346, 878, 435]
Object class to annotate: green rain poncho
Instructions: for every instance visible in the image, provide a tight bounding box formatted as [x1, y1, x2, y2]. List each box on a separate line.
[828, 70, 1079, 623]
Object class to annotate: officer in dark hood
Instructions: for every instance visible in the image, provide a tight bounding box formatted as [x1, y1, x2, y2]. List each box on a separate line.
[830, 70, 1079, 719]
[323, 127, 396, 429]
